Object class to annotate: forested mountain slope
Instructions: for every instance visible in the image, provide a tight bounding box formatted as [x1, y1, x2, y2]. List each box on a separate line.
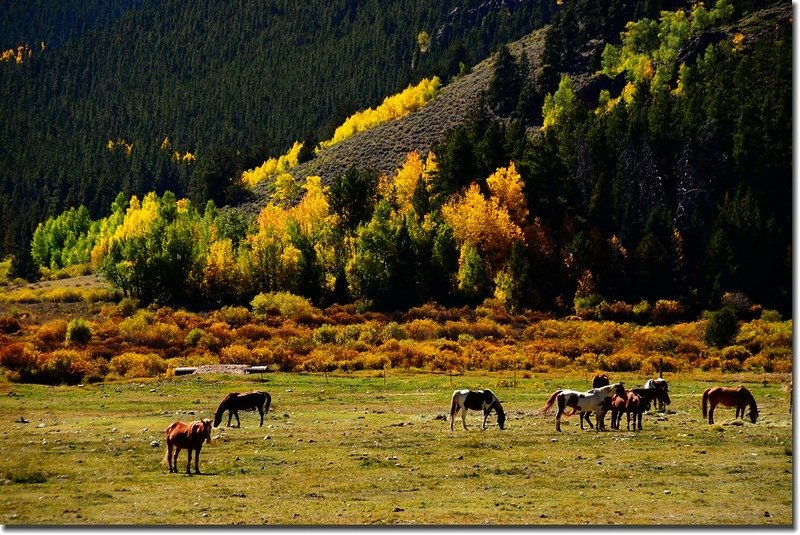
[0, 0, 555, 256]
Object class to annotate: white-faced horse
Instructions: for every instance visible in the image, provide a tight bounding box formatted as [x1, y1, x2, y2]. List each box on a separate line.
[540, 383, 625, 432]
[449, 389, 506, 431]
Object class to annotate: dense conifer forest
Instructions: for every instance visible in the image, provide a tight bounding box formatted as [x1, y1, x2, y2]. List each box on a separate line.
[2, 0, 792, 317]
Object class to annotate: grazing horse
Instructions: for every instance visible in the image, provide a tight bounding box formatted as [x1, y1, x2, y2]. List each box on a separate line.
[213, 391, 271, 428]
[449, 389, 506, 431]
[621, 387, 671, 430]
[702, 386, 759, 424]
[164, 419, 213, 474]
[644, 377, 670, 411]
[540, 383, 625, 432]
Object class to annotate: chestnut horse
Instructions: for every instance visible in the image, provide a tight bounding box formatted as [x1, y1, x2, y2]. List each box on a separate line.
[213, 391, 271, 427]
[540, 383, 625, 432]
[702, 386, 759, 424]
[449, 389, 506, 430]
[164, 418, 213, 474]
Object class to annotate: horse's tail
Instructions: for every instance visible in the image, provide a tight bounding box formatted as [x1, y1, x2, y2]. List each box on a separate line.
[540, 390, 562, 415]
[702, 388, 709, 418]
[450, 391, 460, 420]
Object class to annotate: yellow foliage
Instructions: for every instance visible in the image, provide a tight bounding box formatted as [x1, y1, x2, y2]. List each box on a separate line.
[106, 138, 133, 156]
[394, 152, 425, 212]
[732, 32, 745, 53]
[91, 192, 160, 264]
[241, 141, 304, 188]
[273, 172, 301, 204]
[1, 44, 33, 64]
[203, 238, 239, 293]
[319, 77, 441, 150]
[486, 162, 528, 227]
[442, 183, 523, 270]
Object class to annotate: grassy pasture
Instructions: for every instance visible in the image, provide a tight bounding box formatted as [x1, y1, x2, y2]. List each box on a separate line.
[0, 370, 791, 526]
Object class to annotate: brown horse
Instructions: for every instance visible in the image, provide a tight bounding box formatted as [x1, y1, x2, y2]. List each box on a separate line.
[164, 419, 213, 474]
[702, 386, 759, 424]
[213, 391, 271, 427]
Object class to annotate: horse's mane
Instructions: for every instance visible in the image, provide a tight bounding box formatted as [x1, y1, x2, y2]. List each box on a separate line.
[215, 392, 239, 418]
[740, 386, 758, 410]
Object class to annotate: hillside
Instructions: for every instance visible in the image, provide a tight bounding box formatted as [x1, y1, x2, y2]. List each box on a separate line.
[0, 0, 555, 257]
[242, 29, 547, 215]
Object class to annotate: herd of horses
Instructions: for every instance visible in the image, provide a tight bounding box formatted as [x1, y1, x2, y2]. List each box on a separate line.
[164, 377, 769, 474]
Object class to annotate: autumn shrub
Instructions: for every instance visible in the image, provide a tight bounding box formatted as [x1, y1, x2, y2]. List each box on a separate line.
[651, 300, 686, 325]
[363, 353, 391, 370]
[251, 292, 317, 322]
[484, 348, 524, 372]
[171, 309, 201, 330]
[205, 322, 233, 349]
[720, 358, 741, 372]
[381, 322, 406, 341]
[219, 344, 257, 365]
[760, 309, 782, 322]
[524, 319, 580, 341]
[719, 345, 751, 363]
[65, 318, 92, 346]
[0, 342, 39, 380]
[601, 350, 643, 372]
[736, 318, 792, 354]
[742, 354, 771, 372]
[390, 341, 435, 368]
[37, 349, 101, 384]
[405, 319, 441, 341]
[118, 310, 181, 348]
[117, 297, 139, 317]
[336, 324, 361, 345]
[533, 351, 571, 370]
[597, 301, 635, 322]
[184, 328, 205, 347]
[476, 298, 514, 324]
[108, 352, 167, 379]
[312, 324, 338, 345]
[771, 357, 792, 374]
[574, 294, 603, 320]
[166, 350, 219, 369]
[215, 306, 252, 327]
[358, 321, 382, 346]
[233, 323, 272, 342]
[299, 349, 338, 372]
[641, 355, 680, 375]
[675, 339, 704, 360]
[0, 315, 21, 334]
[633, 300, 652, 323]
[428, 349, 468, 372]
[632, 327, 678, 353]
[699, 356, 722, 371]
[406, 303, 446, 322]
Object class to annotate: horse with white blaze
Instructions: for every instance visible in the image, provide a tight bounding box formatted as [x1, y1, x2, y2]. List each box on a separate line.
[540, 383, 626, 432]
[449, 389, 506, 430]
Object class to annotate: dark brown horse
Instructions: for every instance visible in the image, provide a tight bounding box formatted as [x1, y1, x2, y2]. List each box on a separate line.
[592, 373, 610, 388]
[164, 419, 213, 474]
[623, 388, 671, 430]
[702, 386, 758, 424]
[213, 391, 271, 427]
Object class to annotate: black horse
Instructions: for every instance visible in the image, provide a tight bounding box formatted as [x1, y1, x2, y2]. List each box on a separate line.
[213, 391, 272, 427]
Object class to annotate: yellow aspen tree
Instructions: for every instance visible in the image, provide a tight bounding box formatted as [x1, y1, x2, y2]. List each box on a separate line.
[486, 161, 528, 228]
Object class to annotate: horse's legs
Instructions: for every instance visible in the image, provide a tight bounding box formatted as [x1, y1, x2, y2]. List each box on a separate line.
[194, 448, 201, 474]
[708, 401, 715, 424]
[227, 411, 233, 427]
[185, 448, 192, 474]
[555, 409, 562, 432]
[461, 408, 468, 430]
[234, 411, 241, 427]
[258, 406, 264, 427]
[167, 443, 175, 472]
[482, 409, 489, 430]
[172, 446, 182, 473]
[637, 411, 643, 430]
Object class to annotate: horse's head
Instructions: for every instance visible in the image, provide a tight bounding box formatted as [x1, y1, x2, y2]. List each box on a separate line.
[749, 407, 759, 424]
[658, 388, 671, 406]
[201, 418, 213, 444]
[212, 412, 222, 428]
[493, 398, 507, 430]
[613, 382, 626, 398]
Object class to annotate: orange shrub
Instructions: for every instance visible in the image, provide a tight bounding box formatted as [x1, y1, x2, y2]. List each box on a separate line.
[215, 306, 252, 327]
[205, 322, 234, 348]
[719, 345, 751, 363]
[598, 301, 635, 322]
[533, 351, 571, 370]
[651, 300, 686, 325]
[108, 352, 167, 379]
[37, 349, 101, 384]
[300, 349, 338, 372]
[171, 309, 202, 330]
[699, 356, 722, 370]
[233, 323, 273, 342]
[36, 320, 68, 346]
[118, 311, 181, 348]
[641, 355, 681, 374]
[742, 354, 770, 372]
[219, 344, 257, 365]
[390, 341, 436, 368]
[0, 315, 21, 333]
[601, 350, 643, 372]
[405, 319, 442, 341]
[0, 342, 39, 379]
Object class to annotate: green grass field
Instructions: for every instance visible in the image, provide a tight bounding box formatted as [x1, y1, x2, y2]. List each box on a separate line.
[0, 370, 791, 526]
